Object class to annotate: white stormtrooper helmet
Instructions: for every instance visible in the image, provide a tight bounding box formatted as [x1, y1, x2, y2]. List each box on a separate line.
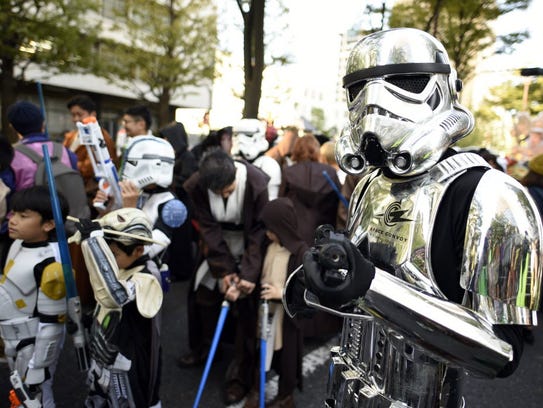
[100, 207, 153, 246]
[121, 135, 175, 188]
[232, 118, 269, 162]
[336, 28, 474, 177]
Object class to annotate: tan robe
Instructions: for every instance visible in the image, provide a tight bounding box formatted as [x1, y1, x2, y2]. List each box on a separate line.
[260, 241, 290, 350]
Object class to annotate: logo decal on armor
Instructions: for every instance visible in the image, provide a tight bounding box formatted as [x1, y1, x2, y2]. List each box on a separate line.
[377, 201, 411, 226]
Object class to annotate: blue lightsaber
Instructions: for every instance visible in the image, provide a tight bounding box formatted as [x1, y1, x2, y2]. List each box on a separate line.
[42, 145, 89, 371]
[193, 300, 230, 408]
[322, 170, 349, 208]
[259, 300, 269, 408]
[36, 82, 49, 137]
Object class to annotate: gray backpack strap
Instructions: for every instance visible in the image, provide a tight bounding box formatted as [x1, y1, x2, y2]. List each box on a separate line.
[14, 143, 43, 164]
[52, 142, 64, 159]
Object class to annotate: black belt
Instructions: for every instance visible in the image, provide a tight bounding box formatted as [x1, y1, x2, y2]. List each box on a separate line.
[220, 222, 244, 231]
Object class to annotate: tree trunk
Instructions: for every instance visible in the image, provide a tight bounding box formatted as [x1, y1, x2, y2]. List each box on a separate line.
[1, 57, 18, 143]
[425, 0, 444, 37]
[158, 87, 172, 130]
[242, 0, 265, 119]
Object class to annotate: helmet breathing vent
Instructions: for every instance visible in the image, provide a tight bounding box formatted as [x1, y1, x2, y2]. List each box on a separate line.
[363, 135, 387, 166]
[138, 176, 153, 186]
[439, 112, 462, 132]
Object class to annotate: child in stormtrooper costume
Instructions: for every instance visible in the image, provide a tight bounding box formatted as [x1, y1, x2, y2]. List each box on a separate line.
[72, 208, 164, 408]
[95, 135, 187, 281]
[232, 118, 282, 200]
[283, 28, 542, 408]
[0, 187, 68, 408]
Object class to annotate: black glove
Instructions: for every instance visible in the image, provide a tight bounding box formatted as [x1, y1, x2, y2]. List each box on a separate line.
[283, 266, 316, 318]
[303, 225, 375, 308]
[75, 218, 102, 240]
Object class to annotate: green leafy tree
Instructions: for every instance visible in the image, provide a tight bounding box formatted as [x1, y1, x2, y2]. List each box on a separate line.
[388, 0, 530, 82]
[456, 77, 543, 151]
[311, 107, 326, 133]
[483, 78, 543, 116]
[0, 0, 100, 141]
[100, 0, 218, 128]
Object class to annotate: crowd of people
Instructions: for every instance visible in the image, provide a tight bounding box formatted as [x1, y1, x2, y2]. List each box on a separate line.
[0, 95, 349, 408]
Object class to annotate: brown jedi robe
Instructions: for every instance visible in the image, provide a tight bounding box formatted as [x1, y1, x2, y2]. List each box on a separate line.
[279, 161, 341, 246]
[261, 197, 308, 396]
[279, 161, 343, 338]
[182, 160, 269, 390]
[183, 160, 269, 283]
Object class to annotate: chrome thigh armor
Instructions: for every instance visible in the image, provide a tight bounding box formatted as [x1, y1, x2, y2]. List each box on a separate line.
[287, 153, 542, 408]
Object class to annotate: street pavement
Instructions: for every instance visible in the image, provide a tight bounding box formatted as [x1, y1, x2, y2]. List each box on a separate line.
[1, 279, 542, 407]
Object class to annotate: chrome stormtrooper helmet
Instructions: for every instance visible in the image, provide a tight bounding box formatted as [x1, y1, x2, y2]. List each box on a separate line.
[336, 28, 474, 177]
[232, 118, 269, 162]
[121, 135, 175, 188]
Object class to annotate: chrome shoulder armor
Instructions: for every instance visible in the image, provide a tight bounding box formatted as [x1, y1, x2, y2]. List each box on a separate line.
[460, 169, 543, 324]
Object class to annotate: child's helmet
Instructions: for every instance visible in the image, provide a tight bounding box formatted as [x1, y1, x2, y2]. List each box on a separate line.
[100, 208, 153, 246]
[121, 136, 175, 188]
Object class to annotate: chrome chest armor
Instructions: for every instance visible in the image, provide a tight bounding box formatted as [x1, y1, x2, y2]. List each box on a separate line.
[322, 153, 542, 408]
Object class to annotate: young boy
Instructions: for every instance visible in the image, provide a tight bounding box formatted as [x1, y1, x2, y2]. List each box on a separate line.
[0, 185, 69, 408]
[73, 208, 163, 408]
[244, 198, 308, 408]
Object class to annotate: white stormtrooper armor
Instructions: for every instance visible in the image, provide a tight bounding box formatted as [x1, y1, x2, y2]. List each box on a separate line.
[0, 240, 66, 393]
[138, 190, 186, 259]
[252, 155, 281, 200]
[120, 135, 187, 260]
[121, 135, 176, 189]
[233, 118, 281, 199]
[232, 118, 269, 162]
[284, 28, 543, 408]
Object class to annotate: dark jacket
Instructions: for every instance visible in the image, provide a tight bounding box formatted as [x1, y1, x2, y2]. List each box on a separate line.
[528, 186, 543, 217]
[159, 122, 198, 194]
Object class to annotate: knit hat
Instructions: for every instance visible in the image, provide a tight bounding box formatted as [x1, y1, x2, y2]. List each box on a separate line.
[7, 101, 44, 136]
[528, 154, 543, 176]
